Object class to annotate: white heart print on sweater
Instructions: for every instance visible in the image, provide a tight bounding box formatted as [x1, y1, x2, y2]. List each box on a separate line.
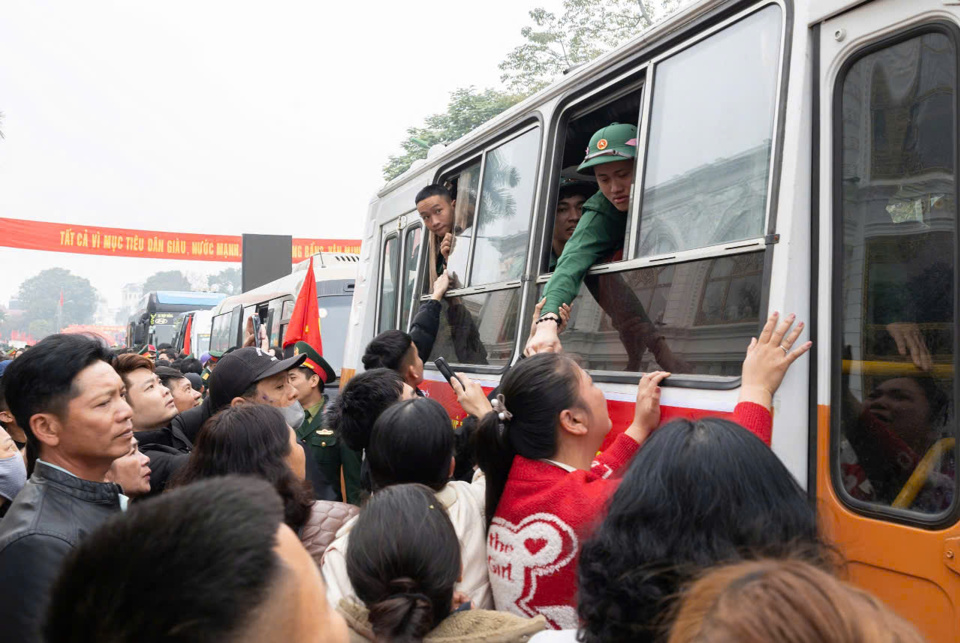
[487, 513, 579, 629]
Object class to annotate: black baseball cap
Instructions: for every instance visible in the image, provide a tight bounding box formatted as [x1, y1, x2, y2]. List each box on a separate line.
[209, 347, 306, 411]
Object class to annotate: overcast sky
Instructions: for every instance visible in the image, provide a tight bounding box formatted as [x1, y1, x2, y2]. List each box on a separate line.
[0, 0, 560, 316]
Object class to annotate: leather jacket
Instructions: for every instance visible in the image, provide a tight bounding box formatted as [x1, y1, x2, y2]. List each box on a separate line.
[0, 461, 123, 642]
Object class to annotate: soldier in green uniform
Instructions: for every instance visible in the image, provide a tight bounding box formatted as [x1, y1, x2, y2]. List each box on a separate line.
[199, 350, 223, 393]
[288, 341, 363, 505]
[527, 122, 644, 356]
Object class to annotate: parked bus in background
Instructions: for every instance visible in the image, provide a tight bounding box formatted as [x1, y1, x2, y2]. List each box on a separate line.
[126, 291, 227, 348]
[207, 252, 358, 383]
[171, 309, 215, 357]
[342, 0, 960, 638]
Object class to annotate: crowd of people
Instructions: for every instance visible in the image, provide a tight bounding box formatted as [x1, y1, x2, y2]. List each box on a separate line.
[0, 122, 931, 642]
[0, 308, 927, 642]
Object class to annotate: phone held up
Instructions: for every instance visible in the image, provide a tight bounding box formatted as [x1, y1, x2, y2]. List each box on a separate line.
[434, 357, 463, 390]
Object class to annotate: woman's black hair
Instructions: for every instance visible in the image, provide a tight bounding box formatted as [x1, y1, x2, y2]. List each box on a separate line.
[347, 484, 461, 643]
[170, 404, 314, 533]
[362, 331, 415, 373]
[472, 353, 582, 527]
[577, 418, 831, 643]
[367, 398, 454, 492]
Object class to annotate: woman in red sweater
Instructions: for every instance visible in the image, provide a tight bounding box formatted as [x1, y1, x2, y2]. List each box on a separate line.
[471, 312, 809, 629]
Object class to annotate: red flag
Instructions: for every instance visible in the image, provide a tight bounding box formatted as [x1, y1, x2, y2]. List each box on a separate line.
[282, 257, 323, 354]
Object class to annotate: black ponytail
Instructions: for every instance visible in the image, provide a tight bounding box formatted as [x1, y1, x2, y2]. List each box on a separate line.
[347, 484, 460, 643]
[472, 353, 583, 527]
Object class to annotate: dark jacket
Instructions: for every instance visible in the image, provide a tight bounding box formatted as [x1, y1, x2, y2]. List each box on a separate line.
[297, 399, 359, 505]
[171, 396, 215, 444]
[0, 462, 123, 642]
[410, 299, 442, 361]
[135, 424, 193, 496]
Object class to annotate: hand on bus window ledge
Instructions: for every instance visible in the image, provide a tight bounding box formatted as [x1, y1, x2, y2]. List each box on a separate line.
[739, 312, 812, 411]
[626, 371, 670, 445]
[431, 271, 451, 301]
[886, 322, 933, 372]
[451, 373, 493, 418]
[528, 298, 571, 338]
[524, 318, 562, 356]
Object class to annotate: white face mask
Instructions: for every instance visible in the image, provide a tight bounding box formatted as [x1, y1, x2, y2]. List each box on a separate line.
[0, 453, 26, 503]
[281, 400, 306, 430]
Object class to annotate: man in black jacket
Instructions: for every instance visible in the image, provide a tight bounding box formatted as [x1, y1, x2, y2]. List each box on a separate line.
[0, 334, 131, 642]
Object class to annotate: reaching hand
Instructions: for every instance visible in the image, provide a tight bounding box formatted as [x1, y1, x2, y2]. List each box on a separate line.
[432, 271, 451, 301]
[524, 320, 562, 356]
[440, 233, 453, 260]
[450, 372, 493, 418]
[740, 312, 812, 410]
[886, 322, 933, 372]
[529, 298, 571, 338]
[625, 370, 670, 444]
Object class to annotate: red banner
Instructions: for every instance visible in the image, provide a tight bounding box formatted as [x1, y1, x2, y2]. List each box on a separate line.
[0, 217, 361, 263]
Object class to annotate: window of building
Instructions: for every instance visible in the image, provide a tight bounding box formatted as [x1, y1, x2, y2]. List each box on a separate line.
[834, 28, 957, 520]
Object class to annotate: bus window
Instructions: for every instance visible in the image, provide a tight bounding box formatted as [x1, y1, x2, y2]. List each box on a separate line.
[441, 160, 481, 287]
[835, 29, 957, 518]
[637, 5, 781, 256]
[428, 288, 520, 366]
[401, 224, 422, 330]
[378, 234, 400, 332]
[469, 128, 541, 285]
[548, 252, 762, 374]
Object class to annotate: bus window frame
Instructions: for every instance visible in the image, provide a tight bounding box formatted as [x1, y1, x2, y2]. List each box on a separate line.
[829, 21, 960, 530]
[530, 0, 789, 387]
[415, 119, 545, 373]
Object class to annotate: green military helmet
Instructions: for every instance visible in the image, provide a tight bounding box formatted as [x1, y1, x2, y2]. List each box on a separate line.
[292, 341, 336, 385]
[577, 122, 639, 173]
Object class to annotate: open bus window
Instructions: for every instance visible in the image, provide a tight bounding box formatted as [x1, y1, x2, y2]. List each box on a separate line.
[835, 29, 957, 518]
[436, 161, 481, 289]
[547, 88, 644, 271]
[543, 252, 762, 375]
[637, 5, 781, 256]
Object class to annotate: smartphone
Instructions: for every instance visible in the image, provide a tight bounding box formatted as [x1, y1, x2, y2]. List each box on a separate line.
[434, 357, 463, 389]
[251, 315, 262, 344]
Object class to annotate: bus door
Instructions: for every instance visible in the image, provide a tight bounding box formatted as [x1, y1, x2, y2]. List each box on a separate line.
[818, 3, 960, 639]
[375, 214, 422, 334]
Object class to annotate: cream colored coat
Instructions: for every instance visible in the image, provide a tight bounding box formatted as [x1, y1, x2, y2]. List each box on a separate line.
[321, 476, 493, 610]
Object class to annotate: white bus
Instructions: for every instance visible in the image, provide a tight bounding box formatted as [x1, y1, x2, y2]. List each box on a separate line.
[343, 0, 960, 636]
[209, 252, 359, 379]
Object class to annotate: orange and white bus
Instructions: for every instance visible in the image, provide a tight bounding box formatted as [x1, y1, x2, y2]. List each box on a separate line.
[343, 0, 960, 637]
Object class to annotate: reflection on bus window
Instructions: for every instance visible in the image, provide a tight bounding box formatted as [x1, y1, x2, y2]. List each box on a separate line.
[378, 235, 400, 332]
[470, 129, 540, 285]
[639, 5, 781, 255]
[443, 162, 481, 287]
[401, 225, 422, 330]
[428, 289, 521, 366]
[545, 252, 763, 374]
[836, 31, 956, 516]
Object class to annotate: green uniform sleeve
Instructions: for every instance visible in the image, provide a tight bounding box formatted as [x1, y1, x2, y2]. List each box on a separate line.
[340, 444, 364, 506]
[542, 198, 626, 315]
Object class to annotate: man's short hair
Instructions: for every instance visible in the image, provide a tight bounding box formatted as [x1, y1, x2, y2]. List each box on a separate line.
[179, 357, 203, 375]
[328, 368, 404, 452]
[155, 366, 187, 388]
[2, 334, 114, 462]
[156, 343, 173, 351]
[45, 476, 286, 643]
[112, 353, 155, 390]
[415, 184, 452, 206]
[361, 331, 414, 373]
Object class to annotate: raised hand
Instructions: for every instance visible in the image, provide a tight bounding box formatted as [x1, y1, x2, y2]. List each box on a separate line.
[432, 271, 451, 301]
[625, 370, 671, 445]
[451, 372, 493, 419]
[740, 312, 812, 410]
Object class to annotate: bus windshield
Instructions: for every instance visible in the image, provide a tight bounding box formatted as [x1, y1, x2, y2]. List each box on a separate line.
[318, 294, 352, 378]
